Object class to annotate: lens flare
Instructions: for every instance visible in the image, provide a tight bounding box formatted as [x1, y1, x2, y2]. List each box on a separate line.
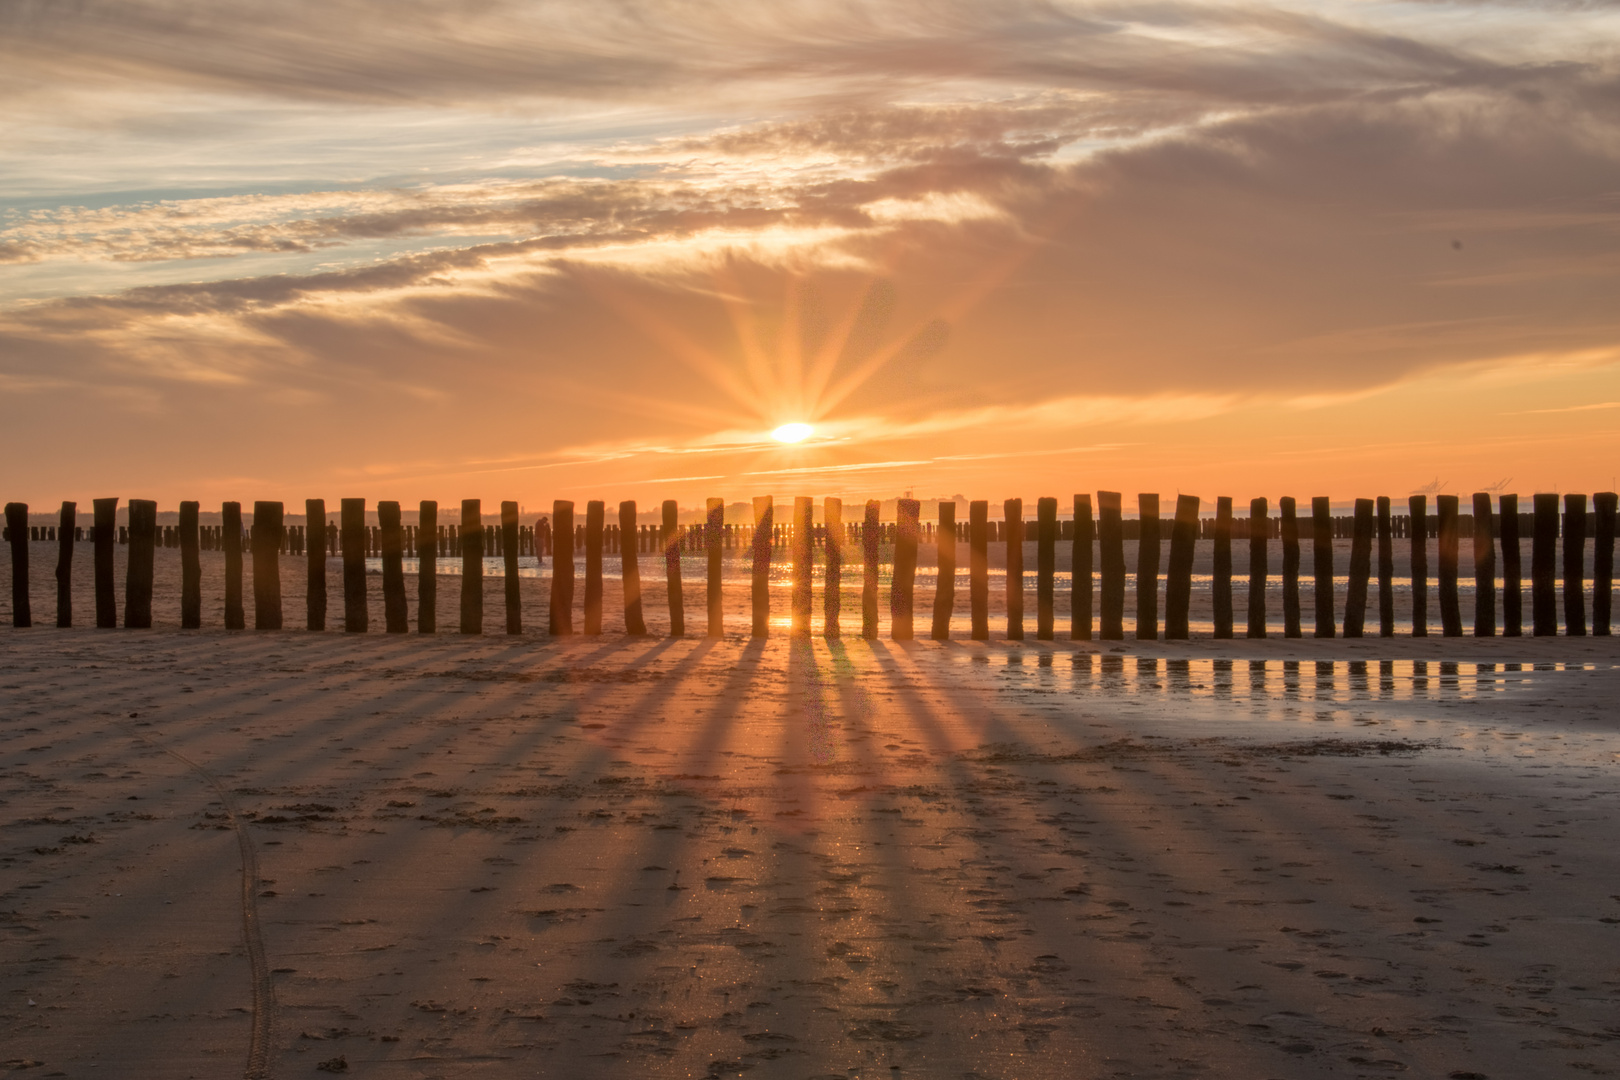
[772, 422, 813, 443]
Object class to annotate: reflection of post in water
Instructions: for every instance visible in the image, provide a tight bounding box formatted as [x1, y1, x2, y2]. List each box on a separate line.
[931, 500, 955, 642]
[1072, 494, 1093, 641]
[1376, 496, 1394, 637]
[1005, 498, 1024, 641]
[1282, 659, 1300, 697]
[1315, 660, 1334, 699]
[1247, 497, 1268, 639]
[969, 500, 989, 641]
[1349, 659, 1368, 697]
[1412, 659, 1429, 692]
[823, 498, 842, 639]
[1136, 493, 1160, 641]
[1409, 495, 1428, 637]
[1165, 493, 1199, 640]
[1213, 657, 1232, 697]
[1379, 659, 1395, 700]
[1280, 497, 1300, 638]
[1213, 496, 1233, 639]
[1099, 491, 1125, 640]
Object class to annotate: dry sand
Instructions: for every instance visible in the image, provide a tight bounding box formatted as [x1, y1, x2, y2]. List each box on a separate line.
[3, 628, 1619, 1079]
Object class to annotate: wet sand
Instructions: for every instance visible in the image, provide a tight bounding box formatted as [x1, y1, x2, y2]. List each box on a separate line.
[2, 629, 1618, 1079]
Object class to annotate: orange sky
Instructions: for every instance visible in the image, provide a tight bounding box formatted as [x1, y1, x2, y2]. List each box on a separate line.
[2, 1, 1617, 510]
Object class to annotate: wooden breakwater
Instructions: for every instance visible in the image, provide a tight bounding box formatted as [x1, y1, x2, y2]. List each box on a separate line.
[3, 492, 1616, 640]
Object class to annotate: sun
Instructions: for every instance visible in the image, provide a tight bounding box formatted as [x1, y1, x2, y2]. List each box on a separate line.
[772, 422, 813, 443]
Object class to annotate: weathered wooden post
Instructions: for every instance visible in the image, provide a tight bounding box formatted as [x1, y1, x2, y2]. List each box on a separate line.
[549, 501, 575, 635]
[378, 501, 407, 633]
[1280, 497, 1301, 638]
[662, 499, 685, 637]
[304, 499, 326, 631]
[792, 496, 814, 638]
[248, 501, 282, 630]
[1164, 494, 1199, 640]
[1471, 492, 1495, 637]
[1098, 491, 1125, 640]
[1564, 493, 1587, 636]
[55, 502, 76, 628]
[93, 498, 116, 628]
[1409, 495, 1428, 637]
[584, 500, 604, 635]
[1499, 494, 1521, 637]
[621, 500, 646, 635]
[1247, 497, 1268, 638]
[1311, 496, 1335, 638]
[4, 502, 28, 627]
[1436, 494, 1461, 637]
[968, 500, 989, 640]
[748, 497, 771, 638]
[1212, 497, 1232, 639]
[1036, 496, 1057, 640]
[1136, 493, 1159, 640]
[176, 501, 199, 629]
[932, 501, 956, 641]
[460, 499, 483, 634]
[862, 500, 880, 640]
[824, 498, 843, 638]
[1345, 498, 1373, 638]
[1004, 498, 1024, 641]
[705, 498, 724, 637]
[1595, 491, 1616, 636]
[892, 497, 919, 641]
[1072, 494, 1093, 641]
[124, 499, 157, 629]
[220, 501, 246, 630]
[415, 501, 436, 634]
[1531, 493, 1557, 635]
[1376, 496, 1394, 637]
[339, 498, 366, 632]
[499, 501, 520, 634]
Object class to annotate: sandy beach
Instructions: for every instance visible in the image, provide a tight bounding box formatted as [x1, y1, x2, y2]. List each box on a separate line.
[3, 628, 1617, 1079]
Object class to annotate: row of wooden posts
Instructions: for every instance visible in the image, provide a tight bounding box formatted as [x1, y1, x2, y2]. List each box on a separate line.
[4, 491, 1616, 638]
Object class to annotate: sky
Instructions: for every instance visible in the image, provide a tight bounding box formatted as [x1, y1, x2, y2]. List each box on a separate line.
[3, 0, 1618, 511]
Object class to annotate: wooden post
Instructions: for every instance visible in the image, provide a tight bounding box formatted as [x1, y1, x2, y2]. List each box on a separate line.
[1345, 498, 1374, 638]
[1409, 496, 1428, 637]
[584, 500, 604, 635]
[1098, 491, 1125, 640]
[662, 499, 684, 637]
[220, 501, 245, 629]
[1036, 496, 1057, 640]
[177, 501, 199, 629]
[706, 498, 724, 637]
[1135, 493, 1159, 640]
[861, 500, 880, 640]
[892, 497, 919, 640]
[793, 496, 814, 637]
[549, 501, 575, 635]
[932, 501, 956, 641]
[1376, 496, 1394, 637]
[968, 500, 989, 640]
[1165, 494, 1199, 640]
[499, 501, 520, 634]
[1311, 496, 1335, 638]
[418, 501, 437, 633]
[4, 502, 27, 627]
[749, 497, 771, 638]
[247, 501, 282, 630]
[378, 501, 407, 633]
[1471, 492, 1496, 637]
[56, 501, 76, 628]
[1436, 494, 1461, 637]
[93, 498, 116, 628]
[824, 498, 843, 639]
[1247, 497, 1268, 638]
[1280, 497, 1301, 638]
[1072, 494, 1093, 641]
[1004, 498, 1024, 640]
[124, 499, 157, 629]
[1564, 493, 1587, 636]
[1498, 494, 1521, 637]
[460, 499, 483, 634]
[621, 501, 646, 635]
[1591, 491, 1615, 636]
[305, 499, 326, 631]
[1531, 493, 1557, 635]
[1212, 497, 1232, 639]
[339, 498, 365, 632]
